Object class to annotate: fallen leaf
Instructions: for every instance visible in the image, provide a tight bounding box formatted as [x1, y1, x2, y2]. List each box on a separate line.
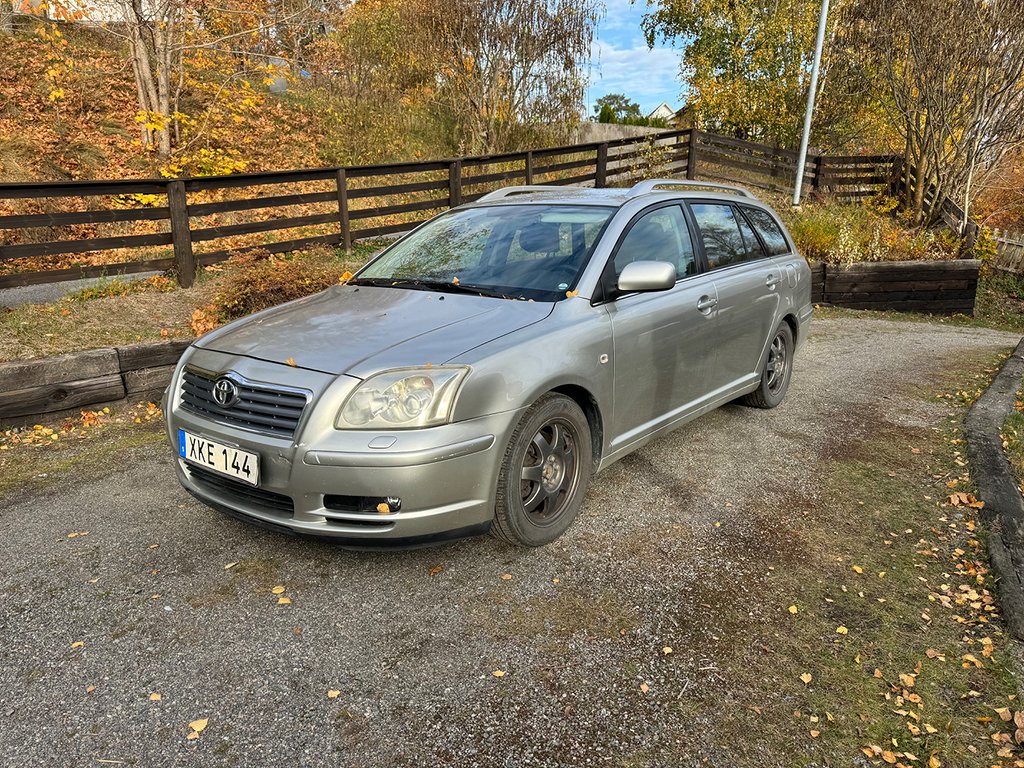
[277, 597, 292, 605]
[500, 573, 513, 581]
[493, 670, 506, 678]
[223, 562, 237, 570]
[71, 641, 84, 649]
[86, 685, 96, 694]
[187, 718, 209, 737]
[452, 276, 460, 285]
[996, 707, 1012, 721]
[376, 502, 390, 514]
[640, 682, 650, 693]
[339, 271, 354, 284]
[565, 290, 579, 298]
[810, 730, 820, 738]
[852, 565, 864, 574]
[662, 646, 673, 655]
[429, 566, 444, 576]
[150, 693, 161, 701]
[285, 357, 297, 367]
[788, 605, 798, 614]
[327, 690, 340, 699]
[836, 625, 848, 635]
[928, 754, 941, 768]
[882, 750, 898, 764]
[271, 586, 286, 594]
[800, 672, 813, 685]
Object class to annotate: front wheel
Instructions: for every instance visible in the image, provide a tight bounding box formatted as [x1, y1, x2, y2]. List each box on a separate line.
[492, 394, 593, 547]
[739, 321, 794, 409]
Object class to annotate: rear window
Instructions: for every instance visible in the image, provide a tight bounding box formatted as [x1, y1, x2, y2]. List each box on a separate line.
[742, 207, 790, 256]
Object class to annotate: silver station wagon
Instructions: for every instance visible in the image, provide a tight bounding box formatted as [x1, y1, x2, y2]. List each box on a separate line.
[165, 180, 812, 547]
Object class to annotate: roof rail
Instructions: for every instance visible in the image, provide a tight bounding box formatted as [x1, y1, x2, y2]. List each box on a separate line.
[628, 179, 757, 199]
[476, 185, 575, 202]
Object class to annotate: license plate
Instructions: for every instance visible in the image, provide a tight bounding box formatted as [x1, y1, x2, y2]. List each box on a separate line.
[179, 429, 259, 486]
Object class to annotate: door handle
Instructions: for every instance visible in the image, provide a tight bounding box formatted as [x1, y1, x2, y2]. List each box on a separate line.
[696, 295, 718, 312]
[766, 274, 780, 289]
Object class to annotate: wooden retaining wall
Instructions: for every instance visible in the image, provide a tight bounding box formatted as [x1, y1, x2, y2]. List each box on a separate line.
[815, 259, 980, 314]
[0, 340, 189, 424]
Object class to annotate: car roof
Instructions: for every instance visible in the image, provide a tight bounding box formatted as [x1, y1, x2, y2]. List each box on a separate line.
[464, 179, 772, 212]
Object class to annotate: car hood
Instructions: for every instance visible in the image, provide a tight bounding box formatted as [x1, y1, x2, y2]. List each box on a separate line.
[194, 285, 554, 378]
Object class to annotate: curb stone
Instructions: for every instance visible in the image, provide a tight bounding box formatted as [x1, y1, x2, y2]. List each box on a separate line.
[965, 337, 1024, 640]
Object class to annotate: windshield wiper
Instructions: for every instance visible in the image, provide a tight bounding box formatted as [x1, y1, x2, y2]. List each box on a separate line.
[349, 277, 513, 299]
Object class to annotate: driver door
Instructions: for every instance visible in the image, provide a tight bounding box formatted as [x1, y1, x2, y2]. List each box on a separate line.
[603, 204, 719, 453]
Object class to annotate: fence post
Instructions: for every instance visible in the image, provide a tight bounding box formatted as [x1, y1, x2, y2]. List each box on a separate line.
[811, 155, 823, 191]
[335, 168, 351, 253]
[524, 151, 534, 185]
[595, 143, 608, 188]
[167, 180, 195, 289]
[448, 160, 463, 208]
[685, 130, 698, 180]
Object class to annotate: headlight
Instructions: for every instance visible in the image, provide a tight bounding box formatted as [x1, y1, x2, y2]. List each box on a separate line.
[336, 367, 468, 430]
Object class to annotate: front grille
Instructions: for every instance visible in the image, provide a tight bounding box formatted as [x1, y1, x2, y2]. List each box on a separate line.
[186, 465, 294, 516]
[180, 369, 308, 438]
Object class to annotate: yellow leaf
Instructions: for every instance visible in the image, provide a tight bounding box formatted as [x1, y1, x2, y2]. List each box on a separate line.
[836, 626, 848, 635]
[277, 597, 291, 605]
[285, 357, 297, 367]
[662, 646, 673, 655]
[86, 685, 96, 694]
[852, 565, 864, 574]
[188, 718, 209, 734]
[881, 750, 898, 764]
[492, 670, 506, 678]
[271, 585, 286, 595]
[500, 574, 513, 581]
[640, 682, 650, 693]
[71, 641, 84, 649]
[452, 276, 460, 285]
[800, 672, 812, 685]
[149, 692, 162, 701]
[376, 502, 390, 514]
[339, 271, 354, 284]
[899, 673, 916, 688]
[327, 690, 340, 699]
[996, 707, 1012, 721]
[565, 290, 579, 298]
[810, 729, 820, 738]
[928, 755, 941, 768]
[788, 605, 798, 614]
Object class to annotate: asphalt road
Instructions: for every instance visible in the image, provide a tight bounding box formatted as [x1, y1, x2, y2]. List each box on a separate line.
[1, 317, 1019, 767]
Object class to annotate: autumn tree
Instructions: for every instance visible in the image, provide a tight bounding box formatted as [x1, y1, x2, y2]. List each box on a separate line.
[845, 0, 1024, 227]
[594, 93, 643, 123]
[428, 0, 601, 154]
[641, 0, 880, 149]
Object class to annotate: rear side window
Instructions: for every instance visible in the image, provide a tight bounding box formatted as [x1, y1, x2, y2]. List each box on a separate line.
[742, 207, 790, 256]
[689, 203, 747, 269]
[613, 205, 696, 279]
[735, 209, 767, 261]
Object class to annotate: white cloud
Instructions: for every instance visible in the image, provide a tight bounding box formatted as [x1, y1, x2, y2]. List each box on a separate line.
[586, 39, 684, 115]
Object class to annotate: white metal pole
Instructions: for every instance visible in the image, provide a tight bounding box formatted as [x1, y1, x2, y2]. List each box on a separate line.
[792, 0, 830, 207]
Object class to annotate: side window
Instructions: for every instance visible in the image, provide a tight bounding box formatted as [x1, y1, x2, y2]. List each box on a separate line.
[613, 206, 696, 279]
[742, 207, 790, 256]
[734, 207, 767, 261]
[690, 203, 746, 269]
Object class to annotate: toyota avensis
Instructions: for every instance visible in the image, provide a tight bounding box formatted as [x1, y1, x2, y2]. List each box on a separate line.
[165, 179, 813, 547]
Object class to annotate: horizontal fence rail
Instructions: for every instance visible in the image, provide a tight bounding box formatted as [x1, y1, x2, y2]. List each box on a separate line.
[0, 129, 901, 290]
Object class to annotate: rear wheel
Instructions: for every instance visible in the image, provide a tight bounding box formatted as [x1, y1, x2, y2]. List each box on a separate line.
[740, 322, 794, 409]
[492, 394, 593, 547]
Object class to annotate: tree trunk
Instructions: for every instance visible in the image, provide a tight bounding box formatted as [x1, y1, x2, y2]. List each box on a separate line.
[0, 1, 13, 35]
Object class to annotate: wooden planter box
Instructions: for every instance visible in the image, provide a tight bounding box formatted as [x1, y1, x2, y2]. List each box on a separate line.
[817, 259, 980, 315]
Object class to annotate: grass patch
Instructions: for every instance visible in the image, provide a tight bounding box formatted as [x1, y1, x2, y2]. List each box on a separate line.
[0, 403, 166, 496]
[0, 242, 386, 362]
[1004, 388, 1024, 498]
[661, 350, 1022, 767]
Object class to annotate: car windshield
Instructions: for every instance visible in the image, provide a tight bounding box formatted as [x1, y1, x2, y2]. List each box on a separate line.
[354, 204, 615, 301]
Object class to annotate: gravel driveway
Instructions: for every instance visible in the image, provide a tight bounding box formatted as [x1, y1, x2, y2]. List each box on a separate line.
[2, 317, 1020, 767]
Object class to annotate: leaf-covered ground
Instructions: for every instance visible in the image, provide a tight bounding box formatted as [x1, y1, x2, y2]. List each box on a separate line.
[1, 317, 1022, 767]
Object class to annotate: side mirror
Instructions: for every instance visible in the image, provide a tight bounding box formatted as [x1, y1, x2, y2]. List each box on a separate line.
[617, 261, 676, 293]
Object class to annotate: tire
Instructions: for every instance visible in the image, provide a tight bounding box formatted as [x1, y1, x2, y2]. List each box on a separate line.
[492, 394, 593, 547]
[739, 321, 794, 409]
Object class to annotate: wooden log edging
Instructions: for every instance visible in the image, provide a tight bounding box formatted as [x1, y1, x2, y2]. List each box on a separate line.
[818, 259, 980, 315]
[0, 339, 191, 425]
[965, 337, 1024, 640]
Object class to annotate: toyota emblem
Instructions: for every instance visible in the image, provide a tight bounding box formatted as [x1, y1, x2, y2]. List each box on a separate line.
[212, 377, 239, 408]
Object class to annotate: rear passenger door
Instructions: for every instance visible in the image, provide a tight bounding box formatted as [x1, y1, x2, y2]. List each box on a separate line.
[688, 202, 781, 391]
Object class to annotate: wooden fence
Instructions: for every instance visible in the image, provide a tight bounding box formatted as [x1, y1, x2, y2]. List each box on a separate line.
[992, 229, 1024, 275]
[0, 129, 900, 290]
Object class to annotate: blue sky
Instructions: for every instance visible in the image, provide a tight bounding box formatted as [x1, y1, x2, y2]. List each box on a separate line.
[587, 1, 687, 118]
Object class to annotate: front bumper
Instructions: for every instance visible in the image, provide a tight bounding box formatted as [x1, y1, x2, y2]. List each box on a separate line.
[165, 349, 524, 544]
